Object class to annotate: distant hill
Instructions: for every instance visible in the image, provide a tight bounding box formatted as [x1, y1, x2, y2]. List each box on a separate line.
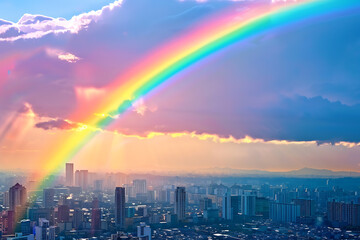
[195, 167, 360, 178]
[284, 167, 360, 177]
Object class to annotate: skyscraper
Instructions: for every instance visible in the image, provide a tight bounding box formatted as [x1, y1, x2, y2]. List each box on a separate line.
[57, 205, 70, 223]
[5, 210, 15, 234]
[240, 191, 256, 216]
[133, 179, 147, 195]
[9, 183, 27, 211]
[174, 187, 186, 221]
[65, 163, 74, 186]
[72, 208, 84, 230]
[115, 187, 125, 229]
[293, 198, 314, 218]
[75, 170, 88, 190]
[269, 202, 300, 223]
[230, 195, 241, 219]
[222, 192, 232, 220]
[43, 188, 55, 208]
[91, 208, 101, 231]
[327, 200, 360, 226]
[200, 197, 212, 211]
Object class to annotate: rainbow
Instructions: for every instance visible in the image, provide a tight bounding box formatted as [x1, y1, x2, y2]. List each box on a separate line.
[36, 0, 360, 188]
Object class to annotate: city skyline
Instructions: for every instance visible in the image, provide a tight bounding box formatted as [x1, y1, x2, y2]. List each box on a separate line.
[1, 167, 360, 239]
[2, 0, 360, 239]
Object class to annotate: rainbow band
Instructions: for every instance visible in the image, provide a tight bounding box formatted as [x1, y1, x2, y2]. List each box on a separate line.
[39, 0, 360, 188]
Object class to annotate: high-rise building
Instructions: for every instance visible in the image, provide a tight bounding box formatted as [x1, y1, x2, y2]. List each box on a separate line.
[4, 210, 15, 234]
[48, 226, 56, 240]
[35, 218, 55, 240]
[91, 208, 101, 231]
[174, 187, 186, 221]
[327, 200, 360, 227]
[75, 170, 88, 190]
[158, 190, 167, 202]
[9, 183, 27, 211]
[204, 208, 220, 222]
[92, 198, 99, 209]
[222, 192, 232, 220]
[3, 191, 9, 208]
[240, 191, 256, 216]
[91, 197, 101, 231]
[94, 180, 103, 191]
[20, 219, 31, 235]
[137, 222, 151, 240]
[28, 208, 55, 226]
[65, 163, 74, 186]
[255, 197, 270, 218]
[231, 196, 241, 219]
[72, 208, 84, 230]
[57, 205, 70, 223]
[269, 202, 300, 223]
[293, 199, 315, 218]
[115, 187, 125, 229]
[200, 197, 213, 211]
[43, 188, 55, 208]
[133, 179, 147, 195]
[124, 184, 134, 199]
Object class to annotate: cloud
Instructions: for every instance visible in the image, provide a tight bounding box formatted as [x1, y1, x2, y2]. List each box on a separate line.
[0, 0, 123, 41]
[132, 98, 157, 116]
[75, 86, 106, 101]
[58, 53, 80, 63]
[45, 48, 80, 63]
[35, 119, 80, 130]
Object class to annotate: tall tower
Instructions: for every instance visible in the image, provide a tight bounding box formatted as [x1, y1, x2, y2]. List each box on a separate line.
[91, 208, 101, 231]
[115, 187, 125, 229]
[222, 192, 232, 220]
[65, 163, 74, 186]
[72, 208, 84, 230]
[43, 188, 55, 208]
[9, 183, 27, 211]
[174, 187, 186, 221]
[75, 170, 88, 190]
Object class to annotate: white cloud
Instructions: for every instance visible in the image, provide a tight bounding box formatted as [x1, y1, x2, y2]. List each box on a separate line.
[0, 0, 123, 41]
[45, 48, 80, 63]
[75, 86, 106, 101]
[58, 53, 80, 63]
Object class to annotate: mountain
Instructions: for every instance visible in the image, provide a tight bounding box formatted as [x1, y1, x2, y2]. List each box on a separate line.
[195, 167, 360, 178]
[284, 167, 360, 177]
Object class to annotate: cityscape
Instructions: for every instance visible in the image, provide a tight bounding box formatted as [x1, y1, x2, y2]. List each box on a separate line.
[1, 0, 360, 239]
[0, 164, 360, 239]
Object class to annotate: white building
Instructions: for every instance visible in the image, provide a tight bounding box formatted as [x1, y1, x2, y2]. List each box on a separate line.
[35, 218, 55, 240]
[137, 222, 151, 240]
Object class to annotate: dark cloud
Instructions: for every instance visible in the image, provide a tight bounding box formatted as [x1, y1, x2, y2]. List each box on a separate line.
[35, 119, 79, 130]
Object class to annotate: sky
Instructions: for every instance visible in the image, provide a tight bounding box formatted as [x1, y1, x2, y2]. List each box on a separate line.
[1, 0, 360, 174]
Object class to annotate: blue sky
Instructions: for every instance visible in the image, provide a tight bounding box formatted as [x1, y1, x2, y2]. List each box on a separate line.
[0, 0, 115, 22]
